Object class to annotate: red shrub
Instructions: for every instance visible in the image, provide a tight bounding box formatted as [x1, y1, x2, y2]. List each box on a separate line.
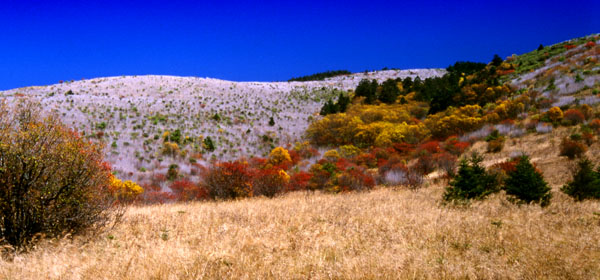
[585, 41, 596, 48]
[169, 179, 208, 201]
[337, 166, 375, 192]
[565, 44, 576, 50]
[203, 161, 254, 199]
[560, 138, 587, 159]
[442, 137, 470, 156]
[414, 153, 436, 175]
[288, 171, 312, 191]
[352, 152, 377, 168]
[392, 142, 416, 155]
[419, 140, 441, 154]
[563, 109, 585, 125]
[589, 119, 600, 133]
[252, 168, 288, 197]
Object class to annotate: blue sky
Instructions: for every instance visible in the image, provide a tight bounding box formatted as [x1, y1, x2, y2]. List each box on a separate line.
[0, 0, 598, 90]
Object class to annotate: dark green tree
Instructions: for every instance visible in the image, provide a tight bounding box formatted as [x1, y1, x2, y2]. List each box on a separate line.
[379, 79, 400, 104]
[504, 156, 552, 206]
[537, 44, 544, 51]
[561, 158, 600, 201]
[492, 54, 503, 67]
[320, 99, 336, 116]
[203, 136, 215, 152]
[443, 153, 499, 202]
[355, 79, 377, 104]
[268, 116, 275, 126]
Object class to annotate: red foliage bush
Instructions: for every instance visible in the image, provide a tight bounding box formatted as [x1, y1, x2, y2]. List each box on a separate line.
[563, 109, 585, 125]
[565, 44, 576, 50]
[252, 168, 287, 197]
[560, 138, 587, 159]
[203, 161, 254, 199]
[352, 152, 377, 168]
[337, 166, 375, 192]
[589, 119, 600, 133]
[419, 140, 441, 154]
[585, 41, 596, 48]
[288, 171, 312, 191]
[442, 136, 470, 156]
[169, 179, 208, 201]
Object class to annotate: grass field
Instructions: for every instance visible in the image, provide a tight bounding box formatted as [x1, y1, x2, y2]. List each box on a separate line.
[1, 184, 599, 279]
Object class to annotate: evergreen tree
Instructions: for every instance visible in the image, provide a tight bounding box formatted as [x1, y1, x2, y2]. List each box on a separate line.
[443, 153, 499, 202]
[203, 136, 216, 152]
[268, 116, 275, 126]
[504, 156, 552, 206]
[492, 54, 503, 67]
[336, 93, 350, 112]
[537, 44, 544, 51]
[320, 99, 336, 116]
[355, 79, 377, 104]
[379, 79, 400, 104]
[561, 158, 600, 201]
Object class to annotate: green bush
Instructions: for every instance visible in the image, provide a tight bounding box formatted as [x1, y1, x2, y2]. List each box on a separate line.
[443, 153, 499, 202]
[504, 156, 551, 206]
[561, 158, 600, 201]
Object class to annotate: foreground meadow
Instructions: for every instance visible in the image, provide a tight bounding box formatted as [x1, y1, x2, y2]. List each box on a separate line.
[1, 185, 599, 279]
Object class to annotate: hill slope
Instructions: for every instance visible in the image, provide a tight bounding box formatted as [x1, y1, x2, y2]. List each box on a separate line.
[0, 69, 445, 178]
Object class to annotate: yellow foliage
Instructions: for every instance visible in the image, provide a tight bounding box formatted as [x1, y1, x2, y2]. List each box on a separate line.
[425, 105, 485, 139]
[375, 122, 428, 147]
[547, 107, 564, 122]
[109, 175, 143, 201]
[161, 141, 180, 156]
[268, 147, 292, 165]
[339, 145, 361, 158]
[324, 149, 340, 161]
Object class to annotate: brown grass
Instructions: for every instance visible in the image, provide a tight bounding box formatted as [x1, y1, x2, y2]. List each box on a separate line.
[1, 184, 599, 279]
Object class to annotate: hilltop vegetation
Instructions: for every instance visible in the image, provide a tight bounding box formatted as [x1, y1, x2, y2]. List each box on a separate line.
[288, 70, 352, 82]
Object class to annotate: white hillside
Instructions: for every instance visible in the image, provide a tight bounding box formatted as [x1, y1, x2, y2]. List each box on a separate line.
[0, 69, 445, 180]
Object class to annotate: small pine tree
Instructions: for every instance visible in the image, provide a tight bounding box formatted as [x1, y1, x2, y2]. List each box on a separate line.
[203, 136, 215, 152]
[504, 156, 552, 206]
[492, 54, 503, 67]
[268, 116, 275, 126]
[561, 158, 600, 201]
[443, 152, 499, 202]
[537, 44, 544, 51]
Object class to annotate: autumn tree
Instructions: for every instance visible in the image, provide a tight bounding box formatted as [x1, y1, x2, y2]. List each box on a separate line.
[0, 100, 118, 249]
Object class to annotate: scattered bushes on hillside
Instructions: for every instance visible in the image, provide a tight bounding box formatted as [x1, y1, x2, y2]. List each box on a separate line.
[443, 153, 499, 203]
[504, 156, 552, 207]
[559, 137, 587, 159]
[561, 158, 600, 201]
[0, 101, 118, 249]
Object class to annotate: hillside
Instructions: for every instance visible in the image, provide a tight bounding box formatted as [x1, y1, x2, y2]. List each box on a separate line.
[0, 69, 445, 179]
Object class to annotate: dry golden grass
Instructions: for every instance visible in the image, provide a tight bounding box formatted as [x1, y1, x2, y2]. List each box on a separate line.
[1, 184, 599, 279]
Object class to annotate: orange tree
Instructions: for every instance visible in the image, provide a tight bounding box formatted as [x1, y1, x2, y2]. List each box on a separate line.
[0, 100, 118, 249]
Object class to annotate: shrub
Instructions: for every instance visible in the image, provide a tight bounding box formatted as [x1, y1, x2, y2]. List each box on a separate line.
[169, 179, 208, 201]
[561, 158, 600, 201]
[443, 153, 499, 202]
[559, 137, 587, 159]
[563, 109, 585, 125]
[504, 155, 551, 206]
[487, 138, 505, 153]
[253, 169, 289, 197]
[203, 161, 253, 199]
[167, 164, 179, 180]
[0, 101, 117, 248]
[108, 176, 144, 203]
[546, 106, 563, 123]
[268, 147, 292, 166]
[336, 166, 375, 191]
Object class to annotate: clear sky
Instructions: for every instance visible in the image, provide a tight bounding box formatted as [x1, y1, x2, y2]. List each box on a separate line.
[0, 0, 598, 90]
